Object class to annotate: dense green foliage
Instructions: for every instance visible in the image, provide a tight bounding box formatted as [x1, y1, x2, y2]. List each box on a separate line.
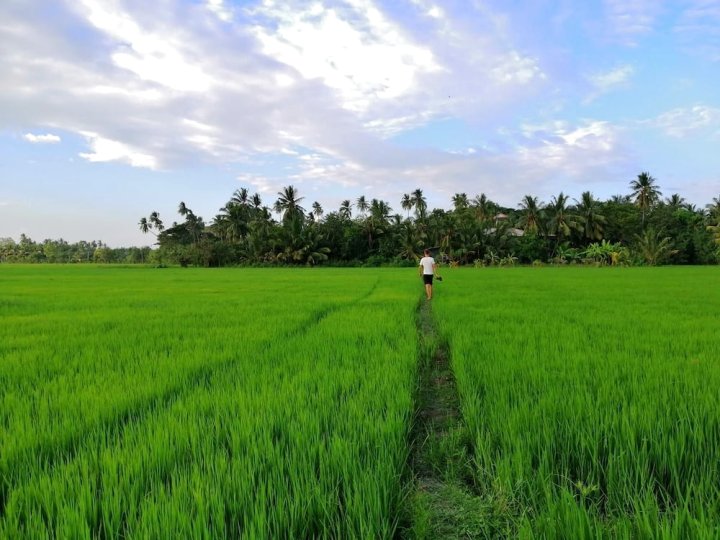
[3, 178, 719, 267]
[0, 235, 151, 264]
[136, 178, 718, 267]
[0, 266, 417, 538]
[433, 267, 720, 537]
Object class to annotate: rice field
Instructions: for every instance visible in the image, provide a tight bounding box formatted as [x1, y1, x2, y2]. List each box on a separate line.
[433, 267, 720, 538]
[0, 266, 418, 538]
[1, 265, 719, 538]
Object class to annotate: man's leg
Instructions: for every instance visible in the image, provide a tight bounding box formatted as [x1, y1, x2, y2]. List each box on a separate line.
[425, 283, 432, 299]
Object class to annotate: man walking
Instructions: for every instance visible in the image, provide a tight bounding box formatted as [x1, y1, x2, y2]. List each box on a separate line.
[418, 249, 437, 300]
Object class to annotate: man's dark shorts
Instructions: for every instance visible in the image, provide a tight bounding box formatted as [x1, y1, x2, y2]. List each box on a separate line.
[423, 274, 434, 285]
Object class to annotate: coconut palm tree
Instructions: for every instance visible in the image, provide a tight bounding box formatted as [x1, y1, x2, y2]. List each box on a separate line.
[471, 193, 495, 223]
[339, 200, 352, 219]
[396, 221, 425, 260]
[411, 188, 427, 220]
[139, 211, 164, 237]
[230, 188, 250, 206]
[214, 202, 249, 242]
[517, 195, 543, 235]
[359, 199, 392, 251]
[665, 193, 686, 209]
[400, 193, 413, 219]
[312, 201, 323, 220]
[178, 201, 192, 217]
[546, 192, 577, 252]
[274, 185, 305, 225]
[575, 191, 606, 241]
[452, 193, 469, 211]
[610, 194, 632, 204]
[356, 195, 369, 218]
[629, 172, 662, 227]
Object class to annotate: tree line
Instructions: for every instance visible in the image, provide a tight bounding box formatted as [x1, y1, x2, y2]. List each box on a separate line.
[2, 172, 718, 266]
[0, 235, 152, 264]
[137, 172, 720, 267]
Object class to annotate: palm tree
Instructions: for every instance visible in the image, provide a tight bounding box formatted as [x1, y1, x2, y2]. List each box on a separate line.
[517, 195, 543, 235]
[396, 221, 424, 260]
[634, 228, 675, 265]
[412, 189, 427, 219]
[175, 202, 203, 245]
[139, 211, 164, 237]
[546, 192, 577, 252]
[230, 188, 250, 206]
[178, 201, 192, 217]
[471, 193, 495, 223]
[629, 172, 662, 227]
[217, 207, 248, 242]
[665, 193, 686, 209]
[339, 200, 352, 219]
[274, 185, 305, 224]
[610, 194, 632, 204]
[400, 193, 413, 219]
[356, 195, 369, 218]
[370, 199, 392, 222]
[251, 193, 263, 210]
[452, 193, 469, 211]
[312, 201, 323, 220]
[707, 196, 720, 246]
[411, 188, 427, 220]
[575, 191, 606, 241]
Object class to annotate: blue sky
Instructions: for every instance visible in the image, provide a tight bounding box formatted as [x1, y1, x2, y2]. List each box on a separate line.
[1, 0, 719, 246]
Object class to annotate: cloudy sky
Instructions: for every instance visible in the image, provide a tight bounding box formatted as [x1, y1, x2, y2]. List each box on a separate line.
[1, 0, 719, 246]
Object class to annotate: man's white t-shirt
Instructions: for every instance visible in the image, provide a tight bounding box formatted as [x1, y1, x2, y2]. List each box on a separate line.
[419, 256, 435, 275]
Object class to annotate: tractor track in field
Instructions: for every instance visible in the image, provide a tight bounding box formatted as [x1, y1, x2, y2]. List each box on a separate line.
[93, 277, 381, 539]
[0, 278, 380, 523]
[400, 298, 487, 539]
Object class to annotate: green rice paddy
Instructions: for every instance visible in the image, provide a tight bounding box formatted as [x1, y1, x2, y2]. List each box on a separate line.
[1, 265, 719, 538]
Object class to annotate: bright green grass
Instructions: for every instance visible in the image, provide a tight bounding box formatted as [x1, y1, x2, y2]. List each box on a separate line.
[0, 266, 418, 538]
[433, 267, 720, 538]
[3, 265, 720, 538]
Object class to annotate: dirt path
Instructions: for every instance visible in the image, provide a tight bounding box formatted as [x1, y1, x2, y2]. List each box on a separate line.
[400, 299, 492, 539]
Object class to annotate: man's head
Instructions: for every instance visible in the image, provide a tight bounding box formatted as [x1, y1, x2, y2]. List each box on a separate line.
[424, 249, 430, 256]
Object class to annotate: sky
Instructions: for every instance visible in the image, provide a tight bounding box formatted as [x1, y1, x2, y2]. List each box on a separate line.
[1, 0, 719, 247]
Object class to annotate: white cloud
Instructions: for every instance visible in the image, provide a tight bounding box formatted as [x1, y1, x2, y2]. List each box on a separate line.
[252, 0, 440, 113]
[649, 105, 720, 137]
[589, 64, 634, 91]
[75, 0, 215, 92]
[79, 132, 158, 169]
[0, 0, 550, 175]
[514, 120, 622, 178]
[236, 173, 275, 196]
[491, 51, 545, 84]
[206, 0, 233, 22]
[583, 64, 634, 102]
[602, 0, 663, 45]
[23, 133, 61, 143]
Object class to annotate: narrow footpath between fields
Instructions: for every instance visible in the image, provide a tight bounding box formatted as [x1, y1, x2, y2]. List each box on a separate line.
[400, 299, 490, 539]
